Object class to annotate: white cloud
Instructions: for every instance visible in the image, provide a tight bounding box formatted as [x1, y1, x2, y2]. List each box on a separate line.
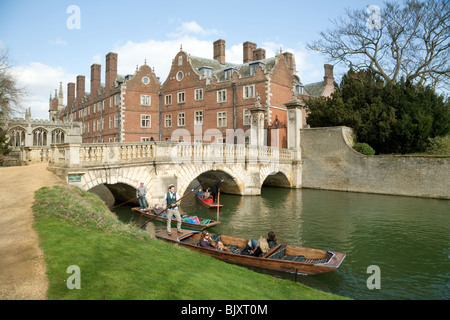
[167, 20, 219, 38]
[11, 62, 76, 119]
[48, 38, 68, 46]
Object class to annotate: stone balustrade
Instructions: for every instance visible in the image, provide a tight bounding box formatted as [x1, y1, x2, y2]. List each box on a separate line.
[49, 142, 295, 168]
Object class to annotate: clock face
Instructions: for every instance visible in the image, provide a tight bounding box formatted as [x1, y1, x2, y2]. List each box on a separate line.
[142, 77, 150, 85]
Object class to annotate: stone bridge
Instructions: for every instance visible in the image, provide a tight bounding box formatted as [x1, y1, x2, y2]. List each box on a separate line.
[47, 142, 301, 206]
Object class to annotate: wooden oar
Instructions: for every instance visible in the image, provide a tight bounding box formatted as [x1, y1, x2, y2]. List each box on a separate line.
[216, 191, 220, 222]
[112, 196, 138, 209]
[139, 183, 203, 229]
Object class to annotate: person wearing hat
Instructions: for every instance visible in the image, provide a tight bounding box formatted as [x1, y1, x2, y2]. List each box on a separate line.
[136, 182, 148, 210]
[162, 184, 182, 236]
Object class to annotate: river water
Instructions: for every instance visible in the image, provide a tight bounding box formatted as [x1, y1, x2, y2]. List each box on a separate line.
[113, 188, 449, 300]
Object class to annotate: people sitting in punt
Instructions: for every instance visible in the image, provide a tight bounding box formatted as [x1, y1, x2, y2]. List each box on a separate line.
[242, 231, 278, 257]
[199, 231, 229, 251]
[196, 188, 204, 198]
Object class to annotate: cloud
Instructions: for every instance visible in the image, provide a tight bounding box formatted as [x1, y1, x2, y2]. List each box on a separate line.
[48, 38, 68, 46]
[167, 20, 219, 38]
[11, 62, 76, 119]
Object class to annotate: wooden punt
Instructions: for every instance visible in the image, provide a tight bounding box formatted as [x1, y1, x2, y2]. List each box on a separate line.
[155, 230, 346, 275]
[195, 195, 223, 209]
[131, 207, 220, 231]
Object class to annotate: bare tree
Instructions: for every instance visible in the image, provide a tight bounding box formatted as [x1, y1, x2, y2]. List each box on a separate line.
[307, 0, 450, 91]
[0, 49, 25, 123]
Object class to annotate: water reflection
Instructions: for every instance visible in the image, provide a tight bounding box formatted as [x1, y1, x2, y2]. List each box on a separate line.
[113, 188, 449, 300]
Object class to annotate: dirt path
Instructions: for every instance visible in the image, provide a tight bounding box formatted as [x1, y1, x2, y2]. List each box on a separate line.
[0, 164, 63, 300]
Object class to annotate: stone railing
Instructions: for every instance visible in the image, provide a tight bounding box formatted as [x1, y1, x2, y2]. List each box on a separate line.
[49, 142, 295, 167]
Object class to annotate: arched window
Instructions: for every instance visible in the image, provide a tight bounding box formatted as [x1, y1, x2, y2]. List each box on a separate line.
[51, 129, 65, 144]
[33, 128, 48, 146]
[9, 127, 26, 147]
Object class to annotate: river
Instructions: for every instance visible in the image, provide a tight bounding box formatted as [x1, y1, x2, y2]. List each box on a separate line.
[113, 188, 449, 300]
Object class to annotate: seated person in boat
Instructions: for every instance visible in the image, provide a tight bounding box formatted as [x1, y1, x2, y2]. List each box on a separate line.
[199, 231, 229, 251]
[203, 188, 211, 199]
[196, 188, 204, 199]
[153, 204, 163, 215]
[244, 231, 278, 257]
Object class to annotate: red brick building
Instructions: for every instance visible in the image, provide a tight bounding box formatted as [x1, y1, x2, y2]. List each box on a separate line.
[51, 39, 334, 147]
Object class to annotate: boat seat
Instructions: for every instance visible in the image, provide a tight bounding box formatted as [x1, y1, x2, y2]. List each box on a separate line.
[267, 245, 286, 260]
[282, 255, 305, 262]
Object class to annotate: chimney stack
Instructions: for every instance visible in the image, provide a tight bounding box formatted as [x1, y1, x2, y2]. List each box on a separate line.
[324, 64, 334, 86]
[253, 48, 266, 61]
[243, 41, 257, 63]
[90, 64, 101, 96]
[67, 82, 75, 107]
[105, 52, 118, 92]
[213, 39, 226, 65]
[283, 52, 295, 75]
[76, 75, 85, 104]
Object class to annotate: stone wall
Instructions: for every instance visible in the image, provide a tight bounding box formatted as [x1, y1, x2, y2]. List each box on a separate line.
[301, 126, 450, 199]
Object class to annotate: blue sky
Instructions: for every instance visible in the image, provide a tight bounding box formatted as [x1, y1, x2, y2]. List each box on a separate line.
[0, 0, 385, 119]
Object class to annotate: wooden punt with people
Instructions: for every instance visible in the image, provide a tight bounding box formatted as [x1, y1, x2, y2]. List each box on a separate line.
[155, 230, 346, 275]
[132, 207, 220, 231]
[195, 195, 223, 209]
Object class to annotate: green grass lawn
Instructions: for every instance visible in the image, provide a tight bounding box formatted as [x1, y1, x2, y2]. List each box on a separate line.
[33, 185, 348, 300]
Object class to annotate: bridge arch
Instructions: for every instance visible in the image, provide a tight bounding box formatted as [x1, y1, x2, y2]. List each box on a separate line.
[176, 165, 244, 196]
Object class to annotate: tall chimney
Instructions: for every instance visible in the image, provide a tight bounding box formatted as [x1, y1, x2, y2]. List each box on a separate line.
[67, 82, 75, 107]
[283, 52, 295, 75]
[90, 64, 101, 96]
[76, 75, 85, 105]
[243, 41, 256, 63]
[253, 48, 266, 61]
[105, 52, 118, 92]
[324, 64, 334, 86]
[213, 39, 226, 65]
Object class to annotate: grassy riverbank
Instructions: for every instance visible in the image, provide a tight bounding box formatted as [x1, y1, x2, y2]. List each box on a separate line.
[32, 185, 348, 300]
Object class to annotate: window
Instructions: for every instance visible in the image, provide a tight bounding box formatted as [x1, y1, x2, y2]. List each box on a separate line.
[140, 95, 151, 106]
[217, 111, 227, 127]
[194, 88, 203, 101]
[178, 55, 183, 66]
[109, 116, 113, 129]
[177, 71, 184, 81]
[217, 89, 227, 103]
[243, 109, 251, 125]
[115, 94, 120, 106]
[165, 94, 172, 105]
[141, 137, 151, 142]
[194, 110, 203, 125]
[243, 85, 255, 99]
[141, 114, 151, 128]
[177, 91, 185, 103]
[178, 112, 185, 127]
[142, 76, 150, 85]
[165, 114, 172, 128]
[224, 68, 233, 81]
[114, 114, 119, 128]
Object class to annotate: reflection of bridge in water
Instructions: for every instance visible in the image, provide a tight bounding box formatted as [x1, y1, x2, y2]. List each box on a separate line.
[48, 142, 301, 205]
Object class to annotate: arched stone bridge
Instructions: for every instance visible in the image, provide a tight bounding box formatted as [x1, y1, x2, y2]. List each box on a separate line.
[48, 142, 302, 205]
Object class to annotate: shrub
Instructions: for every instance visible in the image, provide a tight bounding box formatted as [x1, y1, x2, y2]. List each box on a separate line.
[353, 142, 375, 155]
[426, 135, 450, 155]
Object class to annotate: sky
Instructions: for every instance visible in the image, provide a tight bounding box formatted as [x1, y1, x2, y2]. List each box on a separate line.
[0, 0, 385, 120]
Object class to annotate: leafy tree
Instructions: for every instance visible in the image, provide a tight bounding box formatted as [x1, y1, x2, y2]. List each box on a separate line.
[306, 69, 450, 154]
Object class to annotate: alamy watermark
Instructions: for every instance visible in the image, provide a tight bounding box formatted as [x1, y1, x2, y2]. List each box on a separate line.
[66, 265, 81, 289]
[366, 5, 381, 30]
[366, 265, 381, 290]
[66, 5, 81, 30]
